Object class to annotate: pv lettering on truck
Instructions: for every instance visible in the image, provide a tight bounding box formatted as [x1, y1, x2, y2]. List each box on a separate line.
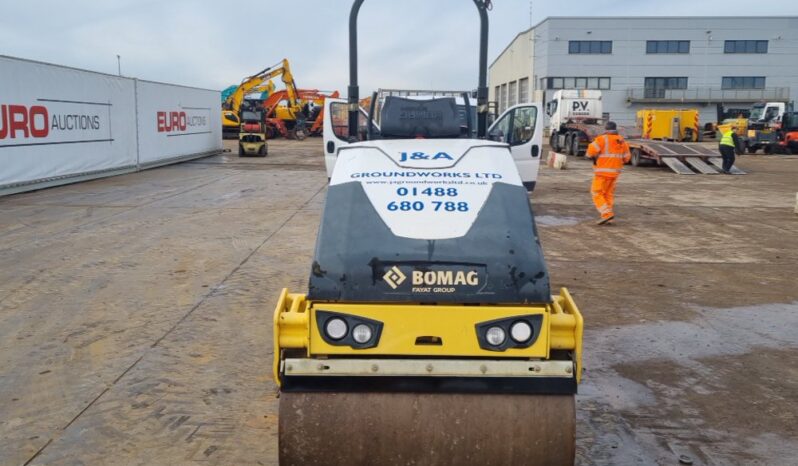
[571, 101, 591, 116]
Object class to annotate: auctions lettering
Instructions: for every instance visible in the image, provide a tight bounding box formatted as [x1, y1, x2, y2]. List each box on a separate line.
[0, 104, 101, 139]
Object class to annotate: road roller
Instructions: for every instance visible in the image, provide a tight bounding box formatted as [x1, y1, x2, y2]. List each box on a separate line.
[273, 1, 583, 464]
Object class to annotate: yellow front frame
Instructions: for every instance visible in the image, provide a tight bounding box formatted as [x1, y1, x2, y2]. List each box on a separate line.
[309, 303, 550, 357]
[273, 288, 583, 386]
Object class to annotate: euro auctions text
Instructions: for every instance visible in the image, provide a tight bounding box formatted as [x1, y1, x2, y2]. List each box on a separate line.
[156, 111, 207, 133]
[0, 104, 101, 139]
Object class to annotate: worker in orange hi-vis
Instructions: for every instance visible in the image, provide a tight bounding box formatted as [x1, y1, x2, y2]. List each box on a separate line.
[585, 121, 631, 225]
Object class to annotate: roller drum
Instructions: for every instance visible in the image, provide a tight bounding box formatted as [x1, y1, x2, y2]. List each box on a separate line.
[279, 392, 575, 466]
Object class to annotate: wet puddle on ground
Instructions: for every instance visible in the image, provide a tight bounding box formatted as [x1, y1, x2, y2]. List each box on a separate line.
[535, 215, 585, 227]
[577, 301, 798, 465]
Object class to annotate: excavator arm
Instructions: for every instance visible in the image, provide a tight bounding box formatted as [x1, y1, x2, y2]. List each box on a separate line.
[222, 59, 298, 114]
[221, 59, 298, 137]
[258, 59, 301, 115]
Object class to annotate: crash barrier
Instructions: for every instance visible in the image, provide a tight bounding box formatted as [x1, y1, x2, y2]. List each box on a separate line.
[0, 55, 222, 196]
[547, 151, 568, 170]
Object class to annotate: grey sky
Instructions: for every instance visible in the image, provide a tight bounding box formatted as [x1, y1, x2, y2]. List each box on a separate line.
[2, 0, 796, 94]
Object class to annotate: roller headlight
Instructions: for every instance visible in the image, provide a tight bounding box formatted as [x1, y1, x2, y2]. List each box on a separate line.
[510, 321, 533, 343]
[316, 311, 384, 349]
[475, 314, 542, 351]
[352, 324, 373, 344]
[325, 318, 348, 340]
[485, 326, 506, 346]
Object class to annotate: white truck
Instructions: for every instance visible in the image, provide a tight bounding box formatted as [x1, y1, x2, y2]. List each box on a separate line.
[545, 89, 604, 156]
[744, 101, 788, 154]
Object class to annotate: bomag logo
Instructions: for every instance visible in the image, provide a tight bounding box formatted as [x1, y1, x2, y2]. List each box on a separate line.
[382, 266, 407, 289]
[413, 270, 479, 287]
[399, 151, 453, 162]
[384, 266, 480, 293]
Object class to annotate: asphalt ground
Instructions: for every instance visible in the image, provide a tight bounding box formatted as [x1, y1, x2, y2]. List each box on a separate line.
[1, 138, 796, 465]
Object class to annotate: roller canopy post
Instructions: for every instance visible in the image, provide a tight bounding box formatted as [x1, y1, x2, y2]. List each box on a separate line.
[473, 0, 489, 138]
[348, 0, 365, 139]
[347, 0, 491, 139]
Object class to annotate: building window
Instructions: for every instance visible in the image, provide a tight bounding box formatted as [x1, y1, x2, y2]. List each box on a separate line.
[508, 81, 517, 108]
[518, 78, 529, 103]
[494, 85, 500, 104]
[722, 76, 766, 89]
[500, 83, 507, 113]
[724, 40, 768, 54]
[644, 77, 688, 98]
[568, 40, 612, 54]
[545, 77, 610, 90]
[646, 40, 689, 54]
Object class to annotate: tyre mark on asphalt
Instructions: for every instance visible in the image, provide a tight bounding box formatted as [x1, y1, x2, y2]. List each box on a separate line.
[20, 181, 326, 465]
[22, 439, 52, 466]
[0, 169, 235, 247]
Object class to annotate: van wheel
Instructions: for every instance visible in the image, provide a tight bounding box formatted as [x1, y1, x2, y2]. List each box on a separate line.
[238, 145, 245, 156]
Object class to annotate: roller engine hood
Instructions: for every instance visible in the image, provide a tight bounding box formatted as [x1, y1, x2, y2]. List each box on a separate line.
[309, 139, 551, 304]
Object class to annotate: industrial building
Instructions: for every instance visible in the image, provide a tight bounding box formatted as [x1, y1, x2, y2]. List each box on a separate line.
[489, 16, 798, 126]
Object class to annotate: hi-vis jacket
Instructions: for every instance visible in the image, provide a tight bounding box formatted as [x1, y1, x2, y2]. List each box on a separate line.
[586, 132, 632, 178]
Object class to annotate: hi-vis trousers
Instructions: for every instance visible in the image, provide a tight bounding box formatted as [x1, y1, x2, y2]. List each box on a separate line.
[591, 175, 618, 219]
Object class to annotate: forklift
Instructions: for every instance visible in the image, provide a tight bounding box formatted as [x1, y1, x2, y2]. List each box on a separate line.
[238, 110, 267, 157]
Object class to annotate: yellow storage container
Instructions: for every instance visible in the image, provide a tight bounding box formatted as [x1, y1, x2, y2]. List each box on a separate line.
[636, 109, 700, 141]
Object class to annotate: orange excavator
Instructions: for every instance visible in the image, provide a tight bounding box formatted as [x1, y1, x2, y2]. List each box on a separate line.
[262, 89, 340, 139]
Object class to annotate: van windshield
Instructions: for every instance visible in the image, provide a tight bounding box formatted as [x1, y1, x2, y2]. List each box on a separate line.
[749, 105, 765, 121]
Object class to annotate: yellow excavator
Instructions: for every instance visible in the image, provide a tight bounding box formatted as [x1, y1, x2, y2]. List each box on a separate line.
[221, 59, 300, 138]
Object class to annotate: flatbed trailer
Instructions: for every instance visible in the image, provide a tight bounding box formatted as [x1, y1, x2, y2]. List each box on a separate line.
[626, 140, 745, 175]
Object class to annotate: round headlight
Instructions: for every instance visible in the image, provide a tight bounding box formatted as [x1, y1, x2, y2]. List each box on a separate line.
[352, 324, 373, 344]
[325, 318, 348, 340]
[485, 326, 506, 346]
[510, 321, 533, 343]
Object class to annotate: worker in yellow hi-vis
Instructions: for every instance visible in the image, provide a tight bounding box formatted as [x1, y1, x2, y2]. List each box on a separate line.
[718, 124, 741, 174]
[586, 121, 631, 225]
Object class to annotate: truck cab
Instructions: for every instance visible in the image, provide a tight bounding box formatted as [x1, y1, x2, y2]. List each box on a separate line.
[749, 102, 785, 127]
[545, 90, 604, 155]
[745, 101, 788, 153]
[545, 89, 603, 130]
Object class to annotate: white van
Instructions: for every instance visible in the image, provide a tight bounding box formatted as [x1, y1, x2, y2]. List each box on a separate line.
[322, 98, 544, 192]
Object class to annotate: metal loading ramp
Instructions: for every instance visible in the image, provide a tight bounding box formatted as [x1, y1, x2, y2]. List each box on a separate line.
[628, 140, 746, 175]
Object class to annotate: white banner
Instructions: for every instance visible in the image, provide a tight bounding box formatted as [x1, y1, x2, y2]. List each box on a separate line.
[0, 56, 222, 195]
[0, 56, 138, 188]
[135, 80, 222, 165]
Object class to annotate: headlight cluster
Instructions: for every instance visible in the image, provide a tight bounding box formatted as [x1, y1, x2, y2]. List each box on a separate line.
[316, 311, 383, 349]
[475, 315, 542, 351]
